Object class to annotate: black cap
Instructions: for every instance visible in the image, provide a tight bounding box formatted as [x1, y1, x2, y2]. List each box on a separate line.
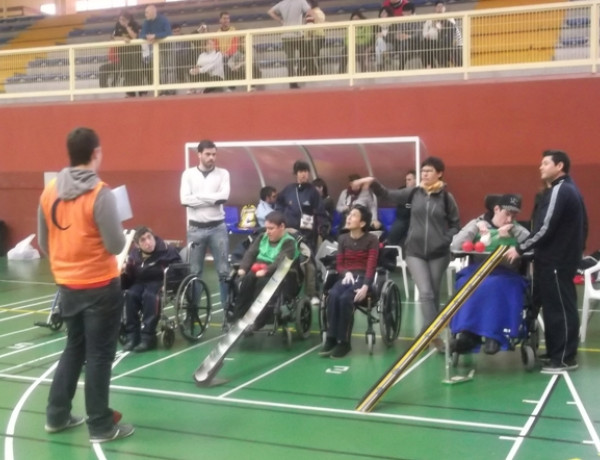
[498, 194, 522, 213]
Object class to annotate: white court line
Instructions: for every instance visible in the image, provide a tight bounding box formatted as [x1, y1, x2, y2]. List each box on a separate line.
[0, 326, 42, 339]
[562, 371, 600, 454]
[0, 279, 55, 286]
[0, 350, 63, 374]
[3, 361, 58, 460]
[0, 336, 65, 360]
[504, 373, 560, 460]
[109, 382, 523, 433]
[0, 294, 54, 309]
[218, 344, 321, 398]
[392, 348, 436, 387]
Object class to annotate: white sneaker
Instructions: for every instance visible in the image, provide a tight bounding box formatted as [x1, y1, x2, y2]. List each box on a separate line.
[310, 296, 320, 307]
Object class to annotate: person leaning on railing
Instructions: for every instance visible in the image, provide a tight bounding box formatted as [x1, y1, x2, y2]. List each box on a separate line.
[112, 10, 144, 97]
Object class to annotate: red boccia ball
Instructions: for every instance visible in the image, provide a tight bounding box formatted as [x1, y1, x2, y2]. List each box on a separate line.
[462, 241, 474, 252]
[251, 263, 262, 273]
[474, 241, 486, 252]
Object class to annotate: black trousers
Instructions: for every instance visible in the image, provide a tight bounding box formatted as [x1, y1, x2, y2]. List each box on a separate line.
[533, 262, 579, 364]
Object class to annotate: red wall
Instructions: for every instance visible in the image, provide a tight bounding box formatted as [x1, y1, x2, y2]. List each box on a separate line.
[1, 76, 598, 251]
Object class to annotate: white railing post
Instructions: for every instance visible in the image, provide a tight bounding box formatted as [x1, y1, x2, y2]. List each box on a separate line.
[462, 12, 471, 81]
[68, 47, 75, 102]
[347, 23, 355, 87]
[591, 2, 599, 74]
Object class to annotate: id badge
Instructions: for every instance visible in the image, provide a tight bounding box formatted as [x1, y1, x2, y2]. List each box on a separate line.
[300, 213, 314, 230]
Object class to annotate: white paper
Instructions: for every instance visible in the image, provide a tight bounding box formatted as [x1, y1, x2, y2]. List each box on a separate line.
[111, 185, 133, 222]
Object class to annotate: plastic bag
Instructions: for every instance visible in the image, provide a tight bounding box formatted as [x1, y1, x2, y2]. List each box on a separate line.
[7, 234, 41, 260]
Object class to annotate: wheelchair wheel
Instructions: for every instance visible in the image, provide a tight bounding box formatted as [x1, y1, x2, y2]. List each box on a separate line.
[295, 297, 312, 340]
[118, 322, 127, 345]
[49, 312, 63, 331]
[521, 344, 536, 372]
[379, 280, 402, 346]
[175, 275, 212, 342]
[161, 326, 175, 349]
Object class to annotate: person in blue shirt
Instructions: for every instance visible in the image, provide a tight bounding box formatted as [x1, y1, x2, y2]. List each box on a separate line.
[256, 186, 277, 227]
[140, 5, 173, 93]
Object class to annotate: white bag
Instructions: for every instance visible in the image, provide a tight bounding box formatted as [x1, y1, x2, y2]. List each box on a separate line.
[7, 234, 41, 260]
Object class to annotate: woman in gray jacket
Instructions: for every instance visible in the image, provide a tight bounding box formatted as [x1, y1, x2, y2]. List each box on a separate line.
[353, 157, 460, 351]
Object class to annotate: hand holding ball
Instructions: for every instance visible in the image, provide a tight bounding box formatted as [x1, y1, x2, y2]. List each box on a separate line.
[461, 241, 474, 252]
[474, 242, 486, 252]
[251, 263, 268, 273]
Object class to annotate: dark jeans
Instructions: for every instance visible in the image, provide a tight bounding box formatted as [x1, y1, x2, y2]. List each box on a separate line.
[282, 37, 302, 84]
[534, 262, 579, 364]
[327, 278, 362, 342]
[46, 279, 122, 436]
[125, 281, 161, 343]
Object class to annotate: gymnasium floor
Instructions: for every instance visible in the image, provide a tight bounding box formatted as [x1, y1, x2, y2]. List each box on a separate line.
[0, 257, 599, 460]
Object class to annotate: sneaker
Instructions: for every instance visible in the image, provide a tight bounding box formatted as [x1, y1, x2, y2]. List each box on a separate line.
[90, 424, 135, 443]
[122, 340, 137, 352]
[310, 296, 320, 307]
[45, 414, 85, 433]
[133, 340, 156, 353]
[319, 338, 337, 357]
[541, 360, 578, 373]
[483, 338, 500, 355]
[537, 353, 551, 365]
[330, 342, 351, 359]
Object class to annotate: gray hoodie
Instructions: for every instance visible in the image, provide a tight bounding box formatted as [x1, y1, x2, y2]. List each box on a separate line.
[37, 167, 125, 256]
[370, 180, 460, 260]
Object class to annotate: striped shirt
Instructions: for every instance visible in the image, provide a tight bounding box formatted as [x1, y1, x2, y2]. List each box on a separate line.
[336, 232, 380, 287]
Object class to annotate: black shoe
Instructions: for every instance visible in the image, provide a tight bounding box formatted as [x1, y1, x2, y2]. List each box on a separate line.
[45, 414, 85, 433]
[90, 424, 135, 443]
[122, 340, 137, 352]
[483, 338, 500, 355]
[537, 353, 551, 365]
[133, 340, 156, 352]
[541, 360, 578, 373]
[330, 342, 351, 359]
[319, 338, 337, 357]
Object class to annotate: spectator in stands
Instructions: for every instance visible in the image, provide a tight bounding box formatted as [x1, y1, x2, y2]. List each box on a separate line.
[189, 38, 225, 93]
[171, 23, 194, 87]
[387, 170, 416, 245]
[216, 11, 239, 88]
[339, 11, 375, 74]
[140, 5, 174, 95]
[236, 211, 299, 329]
[353, 157, 460, 352]
[256, 186, 277, 227]
[121, 226, 181, 352]
[395, 2, 425, 70]
[268, 0, 311, 89]
[422, 0, 462, 68]
[303, 0, 326, 75]
[375, 6, 396, 71]
[336, 173, 380, 233]
[112, 10, 144, 97]
[99, 47, 121, 90]
[227, 41, 262, 90]
[381, 0, 409, 17]
[319, 204, 379, 358]
[275, 160, 327, 305]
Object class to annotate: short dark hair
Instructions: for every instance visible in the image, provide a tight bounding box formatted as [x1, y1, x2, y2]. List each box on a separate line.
[66, 127, 100, 167]
[348, 173, 361, 182]
[313, 178, 328, 197]
[435, 0, 445, 5]
[265, 211, 286, 227]
[197, 139, 216, 153]
[543, 149, 570, 174]
[308, 0, 319, 7]
[352, 204, 372, 230]
[219, 11, 229, 18]
[407, 169, 416, 176]
[260, 185, 276, 201]
[133, 225, 153, 243]
[421, 156, 445, 175]
[350, 10, 366, 20]
[293, 160, 310, 174]
[378, 6, 394, 17]
[403, 2, 415, 13]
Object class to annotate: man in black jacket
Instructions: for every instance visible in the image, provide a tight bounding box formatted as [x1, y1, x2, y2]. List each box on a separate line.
[506, 150, 588, 373]
[122, 226, 181, 352]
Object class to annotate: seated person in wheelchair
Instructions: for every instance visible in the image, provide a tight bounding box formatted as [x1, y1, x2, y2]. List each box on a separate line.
[320, 204, 379, 359]
[235, 211, 300, 329]
[449, 194, 530, 355]
[121, 226, 181, 352]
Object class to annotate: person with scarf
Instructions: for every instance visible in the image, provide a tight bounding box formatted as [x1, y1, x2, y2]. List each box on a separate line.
[353, 157, 460, 352]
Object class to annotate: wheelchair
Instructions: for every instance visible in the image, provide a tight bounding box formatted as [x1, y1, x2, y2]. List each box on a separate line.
[225, 230, 313, 347]
[449, 254, 540, 371]
[318, 245, 402, 354]
[119, 244, 212, 349]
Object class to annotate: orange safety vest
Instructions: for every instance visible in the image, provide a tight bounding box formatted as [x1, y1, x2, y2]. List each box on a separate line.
[39, 178, 119, 286]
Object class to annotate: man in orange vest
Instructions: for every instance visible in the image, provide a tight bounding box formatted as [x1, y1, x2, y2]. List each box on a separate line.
[38, 127, 134, 443]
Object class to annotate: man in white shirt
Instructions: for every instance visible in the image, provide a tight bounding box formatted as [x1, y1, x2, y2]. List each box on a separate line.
[180, 140, 230, 317]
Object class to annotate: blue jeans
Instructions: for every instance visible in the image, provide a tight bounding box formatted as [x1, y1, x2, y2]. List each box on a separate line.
[46, 279, 122, 436]
[187, 223, 230, 307]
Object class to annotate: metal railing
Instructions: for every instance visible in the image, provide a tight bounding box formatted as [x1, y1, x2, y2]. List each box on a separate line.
[0, 1, 598, 103]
